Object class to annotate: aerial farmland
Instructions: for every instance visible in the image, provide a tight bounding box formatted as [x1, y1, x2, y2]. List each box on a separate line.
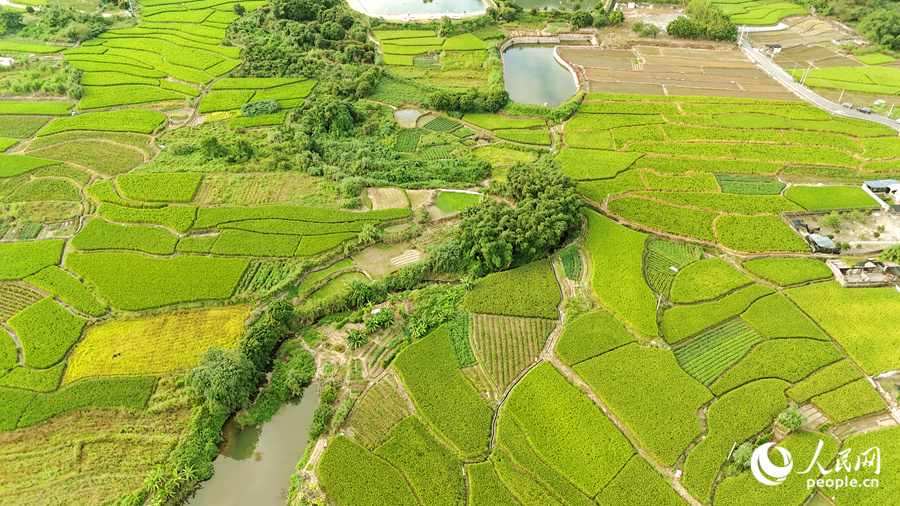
[0, 0, 899, 503]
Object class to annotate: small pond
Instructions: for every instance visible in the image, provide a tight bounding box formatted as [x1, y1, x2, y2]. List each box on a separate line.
[186, 386, 319, 506]
[502, 44, 578, 107]
[353, 0, 486, 17]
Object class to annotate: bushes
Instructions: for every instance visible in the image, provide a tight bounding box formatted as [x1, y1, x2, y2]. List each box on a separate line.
[784, 185, 878, 210]
[556, 309, 634, 366]
[8, 297, 87, 369]
[787, 361, 862, 403]
[786, 282, 900, 375]
[65, 252, 248, 311]
[661, 284, 774, 343]
[240, 99, 279, 117]
[585, 212, 658, 335]
[575, 344, 711, 466]
[669, 257, 750, 304]
[38, 109, 166, 136]
[17, 376, 157, 428]
[609, 197, 717, 242]
[394, 325, 492, 458]
[710, 338, 843, 395]
[72, 219, 179, 255]
[0, 240, 64, 280]
[505, 362, 634, 495]
[374, 417, 466, 506]
[98, 203, 196, 233]
[743, 257, 831, 286]
[682, 379, 788, 502]
[462, 260, 560, 320]
[812, 379, 887, 423]
[716, 215, 809, 253]
[116, 173, 202, 202]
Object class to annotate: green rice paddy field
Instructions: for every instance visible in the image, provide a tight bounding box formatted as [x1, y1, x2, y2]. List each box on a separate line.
[1, 1, 899, 504]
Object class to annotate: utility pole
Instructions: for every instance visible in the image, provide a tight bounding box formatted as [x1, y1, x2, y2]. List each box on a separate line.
[838, 90, 844, 104]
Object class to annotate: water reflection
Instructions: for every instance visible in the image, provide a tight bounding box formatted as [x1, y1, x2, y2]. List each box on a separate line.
[502, 44, 578, 107]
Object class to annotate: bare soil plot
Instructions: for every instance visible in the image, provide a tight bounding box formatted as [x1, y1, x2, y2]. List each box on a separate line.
[192, 172, 329, 205]
[352, 242, 413, 277]
[367, 187, 408, 210]
[749, 16, 850, 49]
[560, 45, 797, 100]
[405, 189, 433, 209]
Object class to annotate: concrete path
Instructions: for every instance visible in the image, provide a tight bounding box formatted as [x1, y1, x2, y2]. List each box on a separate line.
[740, 38, 900, 133]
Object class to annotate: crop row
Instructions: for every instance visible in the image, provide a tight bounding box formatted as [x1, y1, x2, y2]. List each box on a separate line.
[116, 172, 202, 203]
[86, 181, 164, 209]
[23, 267, 106, 317]
[212, 77, 302, 89]
[679, 324, 761, 385]
[98, 203, 197, 233]
[0, 283, 43, 322]
[374, 417, 466, 506]
[446, 311, 476, 368]
[38, 109, 166, 137]
[636, 156, 782, 175]
[0, 363, 65, 393]
[417, 145, 452, 160]
[662, 124, 786, 144]
[463, 114, 545, 130]
[711, 338, 842, 395]
[566, 112, 665, 131]
[77, 85, 185, 110]
[682, 379, 788, 502]
[220, 218, 375, 236]
[560, 246, 581, 281]
[670, 257, 750, 304]
[0, 154, 60, 178]
[556, 309, 634, 367]
[580, 102, 680, 116]
[227, 111, 287, 129]
[612, 125, 664, 149]
[394, 129, 420, 153]
[786, 360, 862, 403]
[8, 297, 86, 370]
[462, 260, 560, 320]
[575, 344, 712, 466]
[681, 103, 830, 120]
[317, 436, 418, 506]
[564, 130, 614, 150]
[422, 116, 460, 132]
[394, 325, 492, 458]
[72, 219, 179, 255]
[812, 378, 887, 423]
[740, 293, 828, 340]
[596, 455, 687, 506]
[470, 313, 554, 394]
[583, 93, 798, 106]
[609, 196, 717, 241]
[505, 362, 635, 495]
[716, 214, 809, 253]
[661, 284, 774, 343]
[495, 413, 595, 506]
[29, 139, 144, 176]
[585, 212, 658, 336]
[645, 249, 682, 295]
[4, 179, 79, 203]
[0, 239, 65, 281]
[64, 252, 248, 311]
[0, 115, 51, 139]
[715, 174, 784, 195]
[674, 319, 754, 364]
[642, 171, 718, 192]
[558, 148, 642, 180]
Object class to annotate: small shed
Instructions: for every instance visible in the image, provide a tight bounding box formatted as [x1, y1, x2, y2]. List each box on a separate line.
[864, 179, 899, 194]
[887, 183, 900, 205]
[807, 233, 840, 254]
[790, 219, 817, 234]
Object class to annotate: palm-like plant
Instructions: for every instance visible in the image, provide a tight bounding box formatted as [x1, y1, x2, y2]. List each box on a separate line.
[345, 328, 367, 350]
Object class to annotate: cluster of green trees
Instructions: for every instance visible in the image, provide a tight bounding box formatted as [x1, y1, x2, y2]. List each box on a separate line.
[18, 5, 123, 42]
[666, 0, 737, 41]
[430, 160, 583, 275]
[427, 88, 509, 113]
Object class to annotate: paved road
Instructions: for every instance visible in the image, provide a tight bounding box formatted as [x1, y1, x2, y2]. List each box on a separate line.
[740, 39, 900, 134]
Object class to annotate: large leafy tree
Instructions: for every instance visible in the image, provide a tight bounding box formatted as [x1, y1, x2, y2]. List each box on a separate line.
[860, 9, 900, 50]
[451, 161, 582, 274]
[186, 348, 257, 412]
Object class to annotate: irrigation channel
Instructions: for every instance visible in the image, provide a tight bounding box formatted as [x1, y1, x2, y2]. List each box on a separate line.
[186, 386, 319, 506]
[501, 42, 580, 107]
